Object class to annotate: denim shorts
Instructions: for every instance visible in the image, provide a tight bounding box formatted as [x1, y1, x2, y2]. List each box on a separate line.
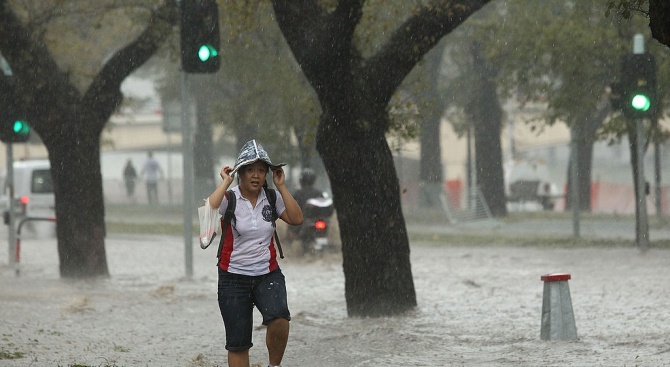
[217, 268, 291, 351]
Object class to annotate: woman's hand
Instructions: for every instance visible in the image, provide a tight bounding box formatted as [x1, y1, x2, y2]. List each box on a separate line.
[220, 166, 234, 185]
[272, 167, 286, 187]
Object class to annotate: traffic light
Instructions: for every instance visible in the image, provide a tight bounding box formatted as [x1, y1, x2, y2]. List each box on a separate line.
[180, 0, 220, 73]
[0, 118, 30, 143]
[0, 94, 30, 143]
[620, 53, 656, 119]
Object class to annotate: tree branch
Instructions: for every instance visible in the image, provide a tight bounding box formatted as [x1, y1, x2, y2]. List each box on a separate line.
[271, 0, 363, 92]
[82, 0, 179, 118]
[0, 0, 79, 117]
[649, 0, 670, 48]
[366, 0, 491, 103]
[332, 0, 363, 48]
[271, 0, 325, 61]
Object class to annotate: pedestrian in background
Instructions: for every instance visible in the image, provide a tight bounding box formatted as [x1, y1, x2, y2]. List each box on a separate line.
[123, 159, 138, 202]
[141, 151, 163, 205]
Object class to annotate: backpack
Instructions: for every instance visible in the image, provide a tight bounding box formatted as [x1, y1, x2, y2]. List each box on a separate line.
[216, 187, 284, 261]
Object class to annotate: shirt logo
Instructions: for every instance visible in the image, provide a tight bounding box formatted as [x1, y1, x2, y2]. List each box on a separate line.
[262, 204, 276, 222]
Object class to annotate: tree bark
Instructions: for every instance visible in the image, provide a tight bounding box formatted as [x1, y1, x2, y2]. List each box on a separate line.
[565, 132, 595, 212]
[271, 0, 491, 316]
[466, 42, 506, 217]
[649, 0, 670, 48]
[319, 109, 416, 316]
[419, 42, 447, 208]
[49, 131, 108, 277]
[564, 100, 610, 212]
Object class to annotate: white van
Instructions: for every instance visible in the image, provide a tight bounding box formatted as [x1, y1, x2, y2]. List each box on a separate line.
[0, 159, 55, 225]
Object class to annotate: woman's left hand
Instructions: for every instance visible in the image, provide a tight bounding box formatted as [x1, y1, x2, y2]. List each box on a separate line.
[272, 167, 286, 187]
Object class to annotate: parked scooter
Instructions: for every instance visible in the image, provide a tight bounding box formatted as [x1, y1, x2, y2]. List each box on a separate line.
[299, 194, 334, 254]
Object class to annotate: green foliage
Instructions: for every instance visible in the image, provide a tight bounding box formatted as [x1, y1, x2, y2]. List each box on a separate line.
[489, 1, 623, 126]
[0, 348, 24, 359]
[13, 0, 166, 93]
[443, 0, 670, 143]
[157, 1, 319, 164]
[356, 0, 429, 58]
[605, 0, 649, 18]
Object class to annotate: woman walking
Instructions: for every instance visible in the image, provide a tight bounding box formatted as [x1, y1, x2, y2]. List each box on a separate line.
[207, 139, 303, 367]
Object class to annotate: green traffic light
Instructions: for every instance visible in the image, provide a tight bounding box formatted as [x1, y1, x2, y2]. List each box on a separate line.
[12, 120, 29, 135]
[198, 44, 218, 62]
[631, 94, 651, 111]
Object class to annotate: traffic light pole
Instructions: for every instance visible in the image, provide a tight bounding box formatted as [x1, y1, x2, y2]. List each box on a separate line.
[5, 143, 15, 268]
[181, 71, 194, 278]
[635, 118, 650, 251]
[628, 34, 650, 251]
[570, 128, 580, 238]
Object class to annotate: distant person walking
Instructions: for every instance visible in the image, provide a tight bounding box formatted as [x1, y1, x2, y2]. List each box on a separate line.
[141, 151, 164, 205]
[123, 159, 138, 202]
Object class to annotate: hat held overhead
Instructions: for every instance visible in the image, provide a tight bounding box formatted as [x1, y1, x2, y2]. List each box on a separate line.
[231, 139, 286, 175]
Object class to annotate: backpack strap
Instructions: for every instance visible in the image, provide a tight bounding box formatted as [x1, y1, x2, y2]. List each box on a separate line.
[217, 190, 236, 261]
[264, 187, 284, 259]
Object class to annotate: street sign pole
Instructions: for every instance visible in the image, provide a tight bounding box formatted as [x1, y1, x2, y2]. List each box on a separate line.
[635, 116, 649, 251]
[181, 71, 194, 278]
[570, 128, 580, 238]
[6, 143, 15, 268]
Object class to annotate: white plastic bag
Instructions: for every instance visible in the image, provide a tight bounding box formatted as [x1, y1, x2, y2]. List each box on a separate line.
[198, 198, 220, 249]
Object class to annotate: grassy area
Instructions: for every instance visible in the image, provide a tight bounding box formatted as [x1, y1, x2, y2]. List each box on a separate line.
[105, 203, 195, 236]
[105, 221, 189, 236]
[0, 348, 24, 360]
[105, 203, 186, 218]
[104, 204, 670, 249]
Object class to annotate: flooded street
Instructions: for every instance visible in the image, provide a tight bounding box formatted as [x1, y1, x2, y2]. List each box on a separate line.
[2, 231, 670, 366]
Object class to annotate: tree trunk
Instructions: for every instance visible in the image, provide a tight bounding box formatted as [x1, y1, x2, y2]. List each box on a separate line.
[564, 102, 609, 212]
[467, 43, 506, 217]
[564, 133, 594, 212]
[649, 0, 670, 48]
[0, 1, 179, 278]
[317, 109, 416, 317]
[48, 129, 108, 278]
[419, 42, 446, 208]
[271, 0, 490, 317]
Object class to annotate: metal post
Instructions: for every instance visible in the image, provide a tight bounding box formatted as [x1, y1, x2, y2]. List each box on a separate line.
[570, 128, 580, 238]
[632, 33, 650, 251]
[654, 141, 662, 218]
[181, 71, 194, 277]
[6, 143, 15, 267]
[167, 132, 173, 205]
[635, 118, 650, 251]
[466, 126, 473, 209]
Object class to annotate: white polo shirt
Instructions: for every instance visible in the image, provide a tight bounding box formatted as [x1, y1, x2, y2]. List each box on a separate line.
[217, 186, 286, 276]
